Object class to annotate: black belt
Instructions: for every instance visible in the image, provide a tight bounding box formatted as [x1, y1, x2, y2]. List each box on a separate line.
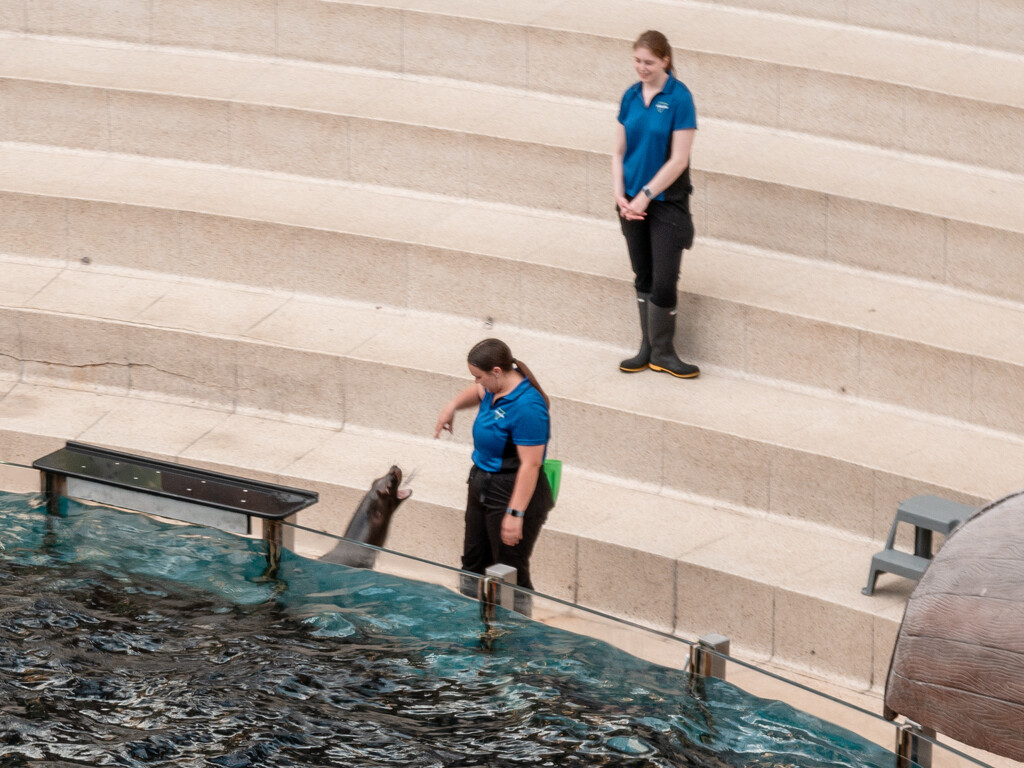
[470, 465, 517, 478]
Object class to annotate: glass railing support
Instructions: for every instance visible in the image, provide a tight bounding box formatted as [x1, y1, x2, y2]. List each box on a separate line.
[690, 633, 730, 680]
[896, 719, 935, 768]
[481, 564, 517, 622]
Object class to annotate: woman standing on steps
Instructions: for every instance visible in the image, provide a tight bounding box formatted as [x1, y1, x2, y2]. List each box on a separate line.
[613, 29, 700, 379]
[433, 338, 553, 606]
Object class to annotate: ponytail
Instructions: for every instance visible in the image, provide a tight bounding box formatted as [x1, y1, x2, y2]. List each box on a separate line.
[511, 358, 549, 409]
[467, 338, 550, 408]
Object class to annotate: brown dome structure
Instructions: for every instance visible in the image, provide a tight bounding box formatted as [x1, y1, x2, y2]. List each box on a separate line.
[884, 489, 1024, 762]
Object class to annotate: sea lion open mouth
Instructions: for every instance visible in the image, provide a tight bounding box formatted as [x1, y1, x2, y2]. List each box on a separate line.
[320, 465, 412, 569]
[384, 465, 413, 502]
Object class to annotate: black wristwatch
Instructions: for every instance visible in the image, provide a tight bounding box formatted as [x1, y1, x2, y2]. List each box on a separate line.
[506, 507, 525, 518]
[642, 185, 654, 199]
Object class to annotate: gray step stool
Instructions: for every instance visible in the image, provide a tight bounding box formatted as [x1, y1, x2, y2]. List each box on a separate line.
[862, 495, 973, 596]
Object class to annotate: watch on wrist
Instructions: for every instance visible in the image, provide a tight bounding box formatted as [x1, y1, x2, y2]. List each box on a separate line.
[506, 507, 525, 518]
[642, 185, 654, 199]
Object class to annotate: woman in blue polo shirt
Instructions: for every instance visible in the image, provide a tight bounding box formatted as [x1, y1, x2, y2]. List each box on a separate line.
[434, 338, 554, 599]
[613, 29, 700, 379]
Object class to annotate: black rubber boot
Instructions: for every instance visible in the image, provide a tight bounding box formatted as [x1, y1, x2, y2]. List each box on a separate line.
[619, 292, 652, 373]
[648, 302, 700, 379]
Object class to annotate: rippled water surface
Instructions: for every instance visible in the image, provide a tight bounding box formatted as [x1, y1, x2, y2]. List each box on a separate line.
[0, 492, 893, 767]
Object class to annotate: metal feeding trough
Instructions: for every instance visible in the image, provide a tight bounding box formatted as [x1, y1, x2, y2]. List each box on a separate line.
[33, 441, 318, 577]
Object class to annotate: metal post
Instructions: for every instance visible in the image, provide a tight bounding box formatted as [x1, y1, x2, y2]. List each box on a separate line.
[690, 633, 730, 680]
[263, 518, 282, 580]
[41, 472, 66, 516]
[480, 564, 517, 623]
[896, 720, 934, 768]
[913, 527, 934, 559]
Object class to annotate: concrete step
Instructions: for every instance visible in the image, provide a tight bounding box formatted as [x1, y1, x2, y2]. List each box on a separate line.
[2, 147, 1023, 435]
[3, 0, 1023, 102]
[651, 0, 1024, 55]
[863, 549, 931, 593]
[2, 255, 1015, 541]
[3, 33, 1024, 304]
[3, 30, 1024, 178]
[333, 0, 1024, 62]
[0, 378, 915, 689]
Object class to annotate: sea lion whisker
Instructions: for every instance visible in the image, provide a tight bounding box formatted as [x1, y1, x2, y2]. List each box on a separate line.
[401, 466, 420, 488]
[319, 465, 411, 569]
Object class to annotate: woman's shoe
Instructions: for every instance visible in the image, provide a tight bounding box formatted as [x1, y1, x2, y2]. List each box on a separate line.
[648, 302, 700, 379]
[619, 292, 652, 372]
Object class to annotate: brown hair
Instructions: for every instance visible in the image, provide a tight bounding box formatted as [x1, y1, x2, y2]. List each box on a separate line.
[633, 29, 674, 74]
[467, 338, 549, 408]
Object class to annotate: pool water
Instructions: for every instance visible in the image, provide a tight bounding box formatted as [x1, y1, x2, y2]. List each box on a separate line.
[0, 491, 895, 768]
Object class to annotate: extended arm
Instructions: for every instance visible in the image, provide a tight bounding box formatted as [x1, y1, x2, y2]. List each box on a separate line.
[434, 383, 484, 438]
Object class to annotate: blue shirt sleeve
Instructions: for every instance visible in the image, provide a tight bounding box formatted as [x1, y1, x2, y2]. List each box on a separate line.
[510, 394, 549, 446]
[672, 85, 697, 131]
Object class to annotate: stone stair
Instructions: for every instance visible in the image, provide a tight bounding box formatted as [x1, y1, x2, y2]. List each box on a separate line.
[1, 0, 1023, 700]
[0, 256, 952, 688]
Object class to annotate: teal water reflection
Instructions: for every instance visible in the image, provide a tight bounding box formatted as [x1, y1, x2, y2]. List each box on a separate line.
[0, 491, 894, 767]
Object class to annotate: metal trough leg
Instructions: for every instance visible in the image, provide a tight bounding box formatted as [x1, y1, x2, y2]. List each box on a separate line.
[263, 518, 283, 580]
[41, 472, 66, 517]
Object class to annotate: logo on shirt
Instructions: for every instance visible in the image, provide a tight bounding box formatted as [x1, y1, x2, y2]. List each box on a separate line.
[493, 408, 506, 420]
[655, 100, 669, 113]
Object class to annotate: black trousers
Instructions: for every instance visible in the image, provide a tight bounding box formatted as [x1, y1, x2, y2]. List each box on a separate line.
[619, 198, 694, 309]
[462, 465, 553, 591]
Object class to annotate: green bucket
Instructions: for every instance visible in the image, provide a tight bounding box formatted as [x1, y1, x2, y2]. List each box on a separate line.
[543, 459, 562, 504]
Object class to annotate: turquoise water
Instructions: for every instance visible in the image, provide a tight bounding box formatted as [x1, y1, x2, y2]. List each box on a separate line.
[0, 491, 895, 767]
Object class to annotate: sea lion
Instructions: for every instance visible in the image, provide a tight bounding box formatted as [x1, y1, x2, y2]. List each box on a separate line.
[320, 466, 411, 568]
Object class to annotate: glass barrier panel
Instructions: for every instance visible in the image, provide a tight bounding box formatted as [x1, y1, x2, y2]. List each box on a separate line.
[498, 581, 997, 768]
[0, 475, 1003, 768]
[282, 522, 692, 669]
[513, 583, 693, 671]
[269, 524, 934, 768]
[275, 526, 905, 767]
[0, 460, 40, 494]
[691, 643, 998, 768]
[507, 582, 912, 768]
[282, 519, 478, 601]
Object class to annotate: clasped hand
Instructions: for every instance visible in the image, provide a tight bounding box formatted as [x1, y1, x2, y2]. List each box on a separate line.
[616, 194, 649, 221]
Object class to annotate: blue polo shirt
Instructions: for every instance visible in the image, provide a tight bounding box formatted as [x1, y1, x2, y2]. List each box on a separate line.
[472, 379, 549, 473]
[618, 74, 697, 202]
